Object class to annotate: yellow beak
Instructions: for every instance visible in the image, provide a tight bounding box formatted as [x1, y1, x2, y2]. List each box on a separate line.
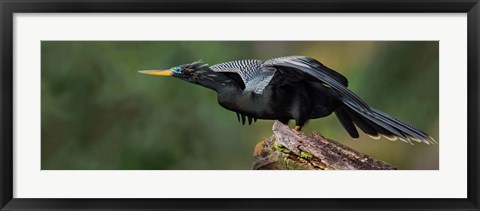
[138, 70, 173, 77]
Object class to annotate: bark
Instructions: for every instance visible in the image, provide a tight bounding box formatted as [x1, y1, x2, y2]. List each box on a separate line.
[252, 121, 397, 170]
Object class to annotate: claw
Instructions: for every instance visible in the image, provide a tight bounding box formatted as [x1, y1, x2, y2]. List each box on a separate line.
[248, 116, 253, 125]
[241, 114, 246, 125]
[236, 113, 240, 122]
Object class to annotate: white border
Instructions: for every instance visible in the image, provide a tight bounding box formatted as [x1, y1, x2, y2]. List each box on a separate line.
[14, 14, 467, 198]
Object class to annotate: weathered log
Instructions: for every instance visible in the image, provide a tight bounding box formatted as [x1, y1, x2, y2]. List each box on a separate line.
[252, 121, 397, 170]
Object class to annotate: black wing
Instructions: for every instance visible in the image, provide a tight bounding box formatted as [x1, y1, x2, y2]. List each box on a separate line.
[264, 56, 371, 113]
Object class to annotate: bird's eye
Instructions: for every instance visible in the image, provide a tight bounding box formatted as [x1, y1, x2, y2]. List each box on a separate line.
[171, 66, 182, 74]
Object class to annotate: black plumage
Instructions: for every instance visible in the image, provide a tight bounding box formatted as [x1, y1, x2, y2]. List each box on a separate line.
[139, 56, 436, 145]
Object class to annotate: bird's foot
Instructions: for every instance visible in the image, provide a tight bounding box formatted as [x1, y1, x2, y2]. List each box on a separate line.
[294, 125, 302, 131]
[253, 140, 265, 156]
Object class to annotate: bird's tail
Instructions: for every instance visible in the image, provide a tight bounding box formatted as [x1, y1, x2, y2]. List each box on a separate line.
[335, 101, 437, 145]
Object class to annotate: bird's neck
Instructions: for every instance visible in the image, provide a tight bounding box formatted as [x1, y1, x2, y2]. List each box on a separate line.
[195, 72, 242, 93]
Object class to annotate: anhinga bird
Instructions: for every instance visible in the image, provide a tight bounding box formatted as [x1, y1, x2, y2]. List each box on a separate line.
[139, 56, 436, 145]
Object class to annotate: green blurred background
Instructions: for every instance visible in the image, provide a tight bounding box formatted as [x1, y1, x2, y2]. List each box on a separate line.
[41, 41, 439, 170]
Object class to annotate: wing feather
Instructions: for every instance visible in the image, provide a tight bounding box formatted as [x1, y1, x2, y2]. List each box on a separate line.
[264, 56, 371, 113]
[210, 59, 275, 94]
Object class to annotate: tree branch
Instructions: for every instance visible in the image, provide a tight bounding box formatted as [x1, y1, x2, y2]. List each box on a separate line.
[252, 121, 397, 170]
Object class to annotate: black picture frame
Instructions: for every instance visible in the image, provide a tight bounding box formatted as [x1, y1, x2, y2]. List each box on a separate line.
[1, 0, 479, 210]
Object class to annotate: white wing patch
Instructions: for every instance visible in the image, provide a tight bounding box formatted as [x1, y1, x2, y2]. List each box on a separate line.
[210, 60, 275, 94]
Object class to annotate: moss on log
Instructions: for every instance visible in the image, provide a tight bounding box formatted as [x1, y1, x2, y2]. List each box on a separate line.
[252, 121, 397, 170]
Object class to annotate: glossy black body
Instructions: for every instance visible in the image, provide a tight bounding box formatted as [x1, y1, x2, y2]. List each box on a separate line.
[215, 70, 338, 126]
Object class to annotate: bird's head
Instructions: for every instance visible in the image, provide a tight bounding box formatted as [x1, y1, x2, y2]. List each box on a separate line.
[139, 60, 208, 81]
[139, 61, 238, 92]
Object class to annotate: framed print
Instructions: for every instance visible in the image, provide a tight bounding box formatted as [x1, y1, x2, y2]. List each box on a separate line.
[1, 0, 479, 210]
